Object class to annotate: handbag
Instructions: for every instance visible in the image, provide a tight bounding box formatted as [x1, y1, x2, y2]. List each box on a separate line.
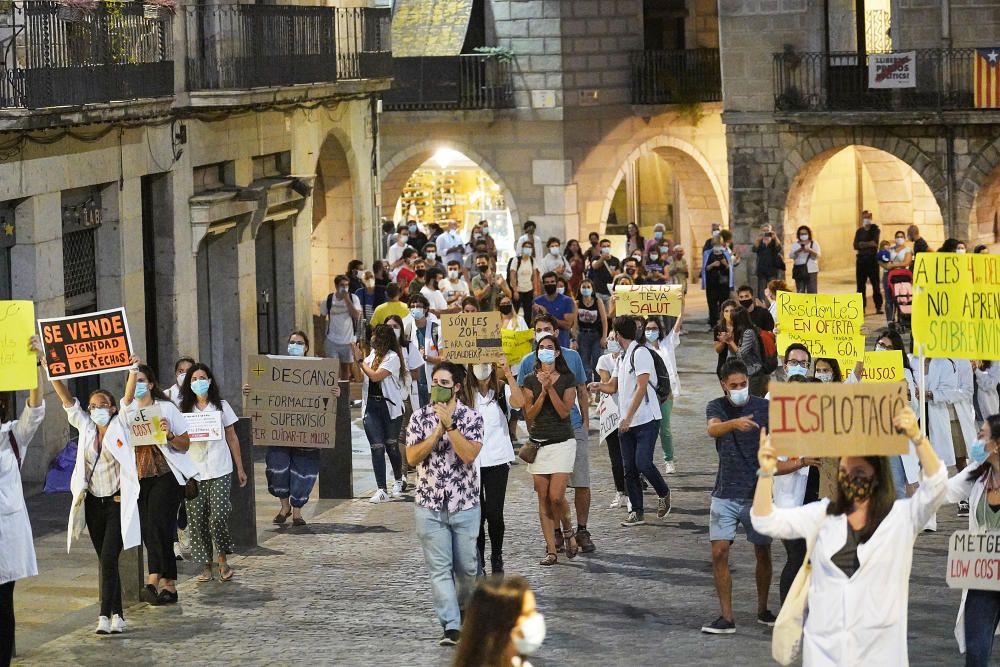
[184, 478, 199, 500]
[518, 441, 539, 464]
[772, 537, 813, 665]
[792, 262, 808, 282]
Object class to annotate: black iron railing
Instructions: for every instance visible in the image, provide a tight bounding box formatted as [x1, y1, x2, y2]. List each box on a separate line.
[0, 0, 172, 109]
[382, 54, 514, 111]
[630, 49, 721, 105]
[184, 4, 391, 91]
[772, 49, 977, 111]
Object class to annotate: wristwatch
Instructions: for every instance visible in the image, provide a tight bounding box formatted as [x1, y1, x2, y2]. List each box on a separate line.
[445, 423, 458, 432]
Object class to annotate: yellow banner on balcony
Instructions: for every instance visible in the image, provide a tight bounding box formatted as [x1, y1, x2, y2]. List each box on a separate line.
[391, 0, 475, 58]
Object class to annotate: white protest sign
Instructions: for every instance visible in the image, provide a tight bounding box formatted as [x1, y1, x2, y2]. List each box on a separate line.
[183, 411, 223, 441]
[868, 51, 916, 89]
[598, 394, 620, 443]
[129, 404, 167, 446]
[947, 530, 1000, 591]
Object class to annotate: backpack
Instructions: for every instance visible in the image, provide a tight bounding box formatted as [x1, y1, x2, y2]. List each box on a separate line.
[757, 328, 779, 374]
[629, 345, 672, 404]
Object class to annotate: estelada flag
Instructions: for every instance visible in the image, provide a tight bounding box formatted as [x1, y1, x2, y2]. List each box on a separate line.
[974, 48, 1000, 109]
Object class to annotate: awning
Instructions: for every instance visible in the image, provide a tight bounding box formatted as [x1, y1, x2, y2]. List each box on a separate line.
[390, 0, 475, 58]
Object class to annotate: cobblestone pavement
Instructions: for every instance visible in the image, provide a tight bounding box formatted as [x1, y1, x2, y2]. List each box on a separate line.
[17, 304, 967, 666]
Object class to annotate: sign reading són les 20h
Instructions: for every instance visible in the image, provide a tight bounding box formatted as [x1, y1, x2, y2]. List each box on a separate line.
[245, 354, 338, 449]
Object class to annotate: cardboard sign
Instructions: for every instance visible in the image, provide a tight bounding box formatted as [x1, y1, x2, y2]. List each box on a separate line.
[38, 308, 134, 380]
[246, 354, 338, 449]
[912, 253, 1000, 359]
[390, 0, 474, 57]
[613, 284, 683, 317]
[439, 312, 505, 363]
[183, 412, 223, 441]
[947, 531, 1000, 592]
[598, 393, 620, 443]
[501, 329, 535, 368]
[130, 404, 167, 447]
[0, 301, 38, 391]
[868, 51, 916, 89]
[768, 381, 909, 457]
[775, 292, 864, 372]
[860, 350, 904, 383]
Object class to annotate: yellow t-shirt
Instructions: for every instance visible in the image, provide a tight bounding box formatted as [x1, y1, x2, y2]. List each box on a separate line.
[370, 300, 410, 326]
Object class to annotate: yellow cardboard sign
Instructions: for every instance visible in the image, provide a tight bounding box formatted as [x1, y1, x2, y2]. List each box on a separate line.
[613, 284, 684, 317]
[390, 0, 475, 58]
[501, 329, 535, 368]
[912, 253, 1000, 359]
[860, 350, 904, 383]
[775, 291, 864, 372]
[0, 301, 38, 391]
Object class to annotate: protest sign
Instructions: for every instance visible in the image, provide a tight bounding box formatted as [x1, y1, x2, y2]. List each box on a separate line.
[439, 312, 506, 363]
[0, 301, 38, 391]
[38, 307, 133, 380]
[246, 354, 338, 449]
[598, 394, 620, 443]
[183, 412, 223, 441]
[501, 329, 535, 368]
[774, 292, 865, 372]
[613, 284, 683, 317]
[860, 350, 904, 383]
[768, 381, 909, 457]
[912, 253, 1000, 359]
[868, 51, 916, 89]
[129, 404, 167, 447]
[947, 531, 1000, 592]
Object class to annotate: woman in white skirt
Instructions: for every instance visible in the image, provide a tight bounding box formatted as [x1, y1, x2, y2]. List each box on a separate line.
[521, 334, 578, 566]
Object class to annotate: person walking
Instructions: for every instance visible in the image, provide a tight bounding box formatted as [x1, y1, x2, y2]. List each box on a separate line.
[923, 357, 978, 505]
[508, 241, 540, 322]
[727, 307, 767, 397]
[564, 239, 586, 295]
[453, 576, 546, 667]
[701, 241, 734, 330]
[405, 362, 484, 646]
[751, 226, 783, 299]
[596, 333, 628, 509]
[515, 220, 544, 265]
[358, 323, 408, 503]
[322, 274, 362, 382]
[790, 225, 821, 294]
[854, 210, 883, 314]
[576, 279, 607, 383]
[533, 272, 576, 347]
[643, 317, 680, 474]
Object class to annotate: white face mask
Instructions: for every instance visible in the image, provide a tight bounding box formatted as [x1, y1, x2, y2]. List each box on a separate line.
[956, 248, 967, 254]
[874, 344, 887, 352]
[799, 234, 809, 241]
[862, 218, 872, 226]
[448, 270, 458, 280]
[426, 252, 436, 261]
[728, 387, 750, 407]
[176, 373, 186, 388]
[535, 331, 552, 343]
[607, 338, 621, 354]
[895, 237, 905, 246]
[513, 612, 546, 656]
[815, 371, 834, 383]
[472, 364, 493, 381]
[90, 408, 112, 427]
[391, 328, 401, 340]
[549, 247, 560, 256]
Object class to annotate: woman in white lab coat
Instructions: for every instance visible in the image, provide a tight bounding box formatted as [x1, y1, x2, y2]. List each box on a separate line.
[974, 361, 1000, 426]
[920, 357, 978, 472]
[0, 337, 45, 667]
[751, 406, 946, 667]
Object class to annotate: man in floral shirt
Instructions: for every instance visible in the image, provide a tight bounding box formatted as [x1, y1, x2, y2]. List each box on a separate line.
[405, 361, 483, 647]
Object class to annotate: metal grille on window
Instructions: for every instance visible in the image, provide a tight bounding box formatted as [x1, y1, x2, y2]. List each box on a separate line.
[63, 228, 97, 309]
[865, 10, 892, 55]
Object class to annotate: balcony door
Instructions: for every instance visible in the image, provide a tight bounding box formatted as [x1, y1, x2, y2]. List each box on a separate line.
[825, 0, 893, 109]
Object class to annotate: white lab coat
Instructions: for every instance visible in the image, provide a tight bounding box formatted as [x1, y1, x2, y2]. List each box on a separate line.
[65, 400, 142, 554]
[974, 364, 1000, 422]
[751, 466, 947, 667]
[0, 403, 45, 585]
[119, 399, 199, 484]
[924, 358, 977, 467]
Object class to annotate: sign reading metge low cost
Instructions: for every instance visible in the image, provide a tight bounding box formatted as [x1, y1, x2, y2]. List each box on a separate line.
[38, 307, 134, 380]
[947, 530, 1000, 592]
[768, 381, 909, 457]
[246, 354, 338, 449]
[613, 284, 683, 317]
[439, 312, 506, 363]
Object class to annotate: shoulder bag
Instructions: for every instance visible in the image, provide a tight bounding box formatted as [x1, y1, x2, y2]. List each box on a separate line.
[772, 535, 813, 665]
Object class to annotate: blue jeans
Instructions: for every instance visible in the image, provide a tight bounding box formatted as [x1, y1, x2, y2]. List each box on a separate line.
[577, 328, 603, 383]
[619, 419, 668, 513]
[964, 589, 1000, 666]
[363, 397, 403, 490]
[414, 504, 481, 631]
[889, 455, 907, 499]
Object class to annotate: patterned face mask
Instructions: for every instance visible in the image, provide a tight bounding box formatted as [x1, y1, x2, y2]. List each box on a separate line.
[838, 469, 876, 503]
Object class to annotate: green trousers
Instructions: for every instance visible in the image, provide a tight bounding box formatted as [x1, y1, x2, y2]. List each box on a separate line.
[659, 397, 673, 461]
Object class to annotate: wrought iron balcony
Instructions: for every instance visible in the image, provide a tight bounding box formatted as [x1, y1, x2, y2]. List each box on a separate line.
[772, 49, 977, 112]
[381, 53, 514, 111]
[184, 4, 390, 92]
[630, 48, 722, 105]
[0, 0, 173, 109]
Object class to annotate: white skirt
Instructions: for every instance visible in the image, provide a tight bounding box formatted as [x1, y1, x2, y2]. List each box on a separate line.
[527, 438, 576, 475]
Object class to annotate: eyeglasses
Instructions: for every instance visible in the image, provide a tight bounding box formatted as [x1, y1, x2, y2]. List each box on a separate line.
[786, 360, 809, 368]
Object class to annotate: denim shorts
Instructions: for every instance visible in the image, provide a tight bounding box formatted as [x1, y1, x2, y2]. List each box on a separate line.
[709, 497, 771, 545]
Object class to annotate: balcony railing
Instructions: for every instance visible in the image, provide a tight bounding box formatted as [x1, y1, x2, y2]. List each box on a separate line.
[0, 0, 172, 109]
[381, 54, 514, 111]
[772, 49, 977, 112]
[630, 49, 721, 105]
[184, 4, 390, 92]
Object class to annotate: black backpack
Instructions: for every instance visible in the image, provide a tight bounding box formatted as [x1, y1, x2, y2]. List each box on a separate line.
[629, 345, 672, 404]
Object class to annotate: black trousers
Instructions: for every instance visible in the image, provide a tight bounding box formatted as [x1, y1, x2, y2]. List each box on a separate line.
[0, 581, 13, 667]
[706, 285, 730, 327]
[780, 538, 807, 604]
[856, 257, 882, 310]
[605, 430, 625, 493]
[85, 492, 124, 618]
[139, 472, 182, 581]
[516, 291, 534, 323]
[477, 464, 510, 561]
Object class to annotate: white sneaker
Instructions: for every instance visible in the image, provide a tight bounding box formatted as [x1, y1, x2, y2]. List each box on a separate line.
[173, 542, 184, 561]
[391, 480, 404, 497]
[664, 461, 676, 475]
[110, 614, 126, 634]
[95, 616, 111, 635]
[609, 491, 624, 508]
[369, 489, 391, 504]
[627, 498, 633, 513]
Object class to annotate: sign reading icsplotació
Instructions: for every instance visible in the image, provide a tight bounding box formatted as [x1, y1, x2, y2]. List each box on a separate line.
[947, 530, 1000, 592]
[774, 292, 864, 372]
[613, 284, 683, 317]
[912, 253, 1000, 359]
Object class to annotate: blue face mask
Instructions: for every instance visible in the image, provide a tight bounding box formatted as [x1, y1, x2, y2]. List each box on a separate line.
[645, 330, 659, 342]
[191, 379, 211, 397]
[538, 349, 556, 365]
[134, 382, 149, 399]
[410, 307, 425, 320]
[580, 288, 592, 297]
[970, 439, 991, 464]
[607, 339, 621, 354]
[786, 365, 808, 378]
[287, 343, 306, 357]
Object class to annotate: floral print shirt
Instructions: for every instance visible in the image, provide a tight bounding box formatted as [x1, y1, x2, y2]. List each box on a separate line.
[405, 402, 484, 513]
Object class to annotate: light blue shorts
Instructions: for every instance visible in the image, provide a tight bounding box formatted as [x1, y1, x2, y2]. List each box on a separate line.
[709, 497, 771, 545]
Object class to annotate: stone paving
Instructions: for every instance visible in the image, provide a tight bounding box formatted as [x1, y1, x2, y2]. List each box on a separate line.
[15, 292, 969, 666]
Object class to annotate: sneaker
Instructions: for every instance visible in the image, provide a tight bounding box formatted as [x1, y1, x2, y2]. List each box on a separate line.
[621, 511, 645, 527]
[627, 498, 633, 513]
[958, 500, 970, 518]
[439, 629, 461, 646]
[369, 489, 391, 504]
[609, 491, 625, 508]
[701, 616, 736, 634]
[391, 480, 404, 497]
[757, 610, 777, 627]
[157, 589, 178, 605]
[664, 460, 676, 475]
[657, 491, 672, 518]
[110, 614, 126, 634]
[173, 542, 185, 561]
[576, 528, 596, 553]
[95, 616, 111, 635]
[139, 584, 160, 606]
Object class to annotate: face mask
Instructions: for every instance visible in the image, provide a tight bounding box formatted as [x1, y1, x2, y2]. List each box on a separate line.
[410, 307, 425, 320]
[607, 338, 621, 354]
[90, 408, 111, 427]
[399, 235, 409, 244]
[632, 254, 643, 261]
[862, 218, 872, 227]
[957, 248, 967, 254]
[895, 237, 905, 246]
[649, 254, 659, 262]
[415, 269, 426, 278]
[408, 224, 417, 233]
[739, 298, 753, 309]
[600, 247, 611, 256]
[287, 343, 306, 356]
[644, 330, 659, 342]
[430, 385, 454, 404]
[134, 382, 149, 399]
[543, 284, 557, 296]
[538, 348, 556, 365]
[365, 278, 375, 288]
[522, 247, 532, 256]
[472, 364, 493, 381]
[713, 248, 723, 255]
[815, 371, 834, 383]
[549, 246, 560, 256]
[626, 268, 636, 276]
[535, 331, 551, 343]
[338, 285, 349, 294]
[712, 229, 721, 237]
[499, 304, 513, 315]
[728, 386, 750, 406]
[799, 234, 809, 241]
[838, 469, 876, 503]
[654, 231, 663, 240]
[176, 373, 186, 388]
[391, 328, 401, 340]
[874, 344, 887, 352]
[477, 265, 488, 273]
[448, 270, 458, 280]
[513, 612, 546, 656]
[970, 439, 991, 464]
[580, 287, 592, 297]
[426, 252, 436, 261]
[191, 378, 211, 396]
[473, 233, 483, 241]
[556, 287, 565, 295]
[660, 246, 669, 254]
[355, 269, 364, 279]
[786, 365, 808, 378]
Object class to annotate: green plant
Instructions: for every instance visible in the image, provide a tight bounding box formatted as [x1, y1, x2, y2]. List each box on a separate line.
[473, 46, 514, 63]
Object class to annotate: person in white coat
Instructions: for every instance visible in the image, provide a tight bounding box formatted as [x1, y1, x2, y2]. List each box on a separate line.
[751, 405, 946, 667]
[0, 336, 45, 667]
[974, 361, 1000, 426]
[921, 357, 977, 516]
[945, 414, 1000, 666]
[49, 376, 139, 635]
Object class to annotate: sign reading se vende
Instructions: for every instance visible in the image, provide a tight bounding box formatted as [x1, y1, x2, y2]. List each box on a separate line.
[38, 308, 134, 380]
[947, 530, 1000, 592]
[613, 284, 683, 317]
[439, 312, 506, 363]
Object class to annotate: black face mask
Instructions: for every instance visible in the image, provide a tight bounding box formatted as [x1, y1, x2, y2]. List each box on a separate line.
[415, 269, 426, 278]
[543, 284, 557, 296]
[477, 265, 488, 273]
[499, 304, 513, 315]
[739, 298, 753, 309]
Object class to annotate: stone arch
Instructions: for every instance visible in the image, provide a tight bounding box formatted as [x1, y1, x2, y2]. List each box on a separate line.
[960, 139, 1000, 246]
[312, 133, 358, 303]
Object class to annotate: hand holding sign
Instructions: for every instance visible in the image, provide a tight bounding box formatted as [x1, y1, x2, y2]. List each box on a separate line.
[892, 405, 921, 441]
[757, 428, 778, 476]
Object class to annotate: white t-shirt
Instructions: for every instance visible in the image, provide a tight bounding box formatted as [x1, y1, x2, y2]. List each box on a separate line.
[185, 400, 240, 480]
[773, 463, 809, 508]
[421, 285, 450, 313]
[616, 341, 660, 427]
[652, 332, 681, 398]
[474, 386, 515, 467]
[386, 242, 411, 265]
[362, 350, 405, 420]
[166, 384, 183, 406]
[439, 277, 469, 303]
[596, 352, 620, 403]
[321, 292, 361, 344]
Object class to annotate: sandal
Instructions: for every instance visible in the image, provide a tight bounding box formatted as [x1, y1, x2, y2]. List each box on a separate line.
[539, 552, 557, 566]
[197, 566, 213, 583]
[292, 516, 306, 527]
[273, 509, 291, 525]
[564, 529, 579, 559]
[218, 563, 234, 582]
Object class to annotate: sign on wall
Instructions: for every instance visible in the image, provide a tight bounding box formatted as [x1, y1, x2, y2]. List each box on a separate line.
[245, 355, 339, 449]
[868, 51, 916, 89]
[38, 308, 134, 380]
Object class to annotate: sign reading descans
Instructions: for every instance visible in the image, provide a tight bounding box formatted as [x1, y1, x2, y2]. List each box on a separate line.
[246, 355, 339, 449]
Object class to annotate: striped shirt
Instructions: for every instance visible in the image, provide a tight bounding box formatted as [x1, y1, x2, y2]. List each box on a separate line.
[84, 430, 120, 498]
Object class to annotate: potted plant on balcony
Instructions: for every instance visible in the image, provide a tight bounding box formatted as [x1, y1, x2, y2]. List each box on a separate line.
[471, 46, 514, 107]
[57, 0, 96, 22]
[142, 0, 175, 21]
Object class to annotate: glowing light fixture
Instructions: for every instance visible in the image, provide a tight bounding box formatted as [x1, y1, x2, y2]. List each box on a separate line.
[432, 148, 463, 169]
